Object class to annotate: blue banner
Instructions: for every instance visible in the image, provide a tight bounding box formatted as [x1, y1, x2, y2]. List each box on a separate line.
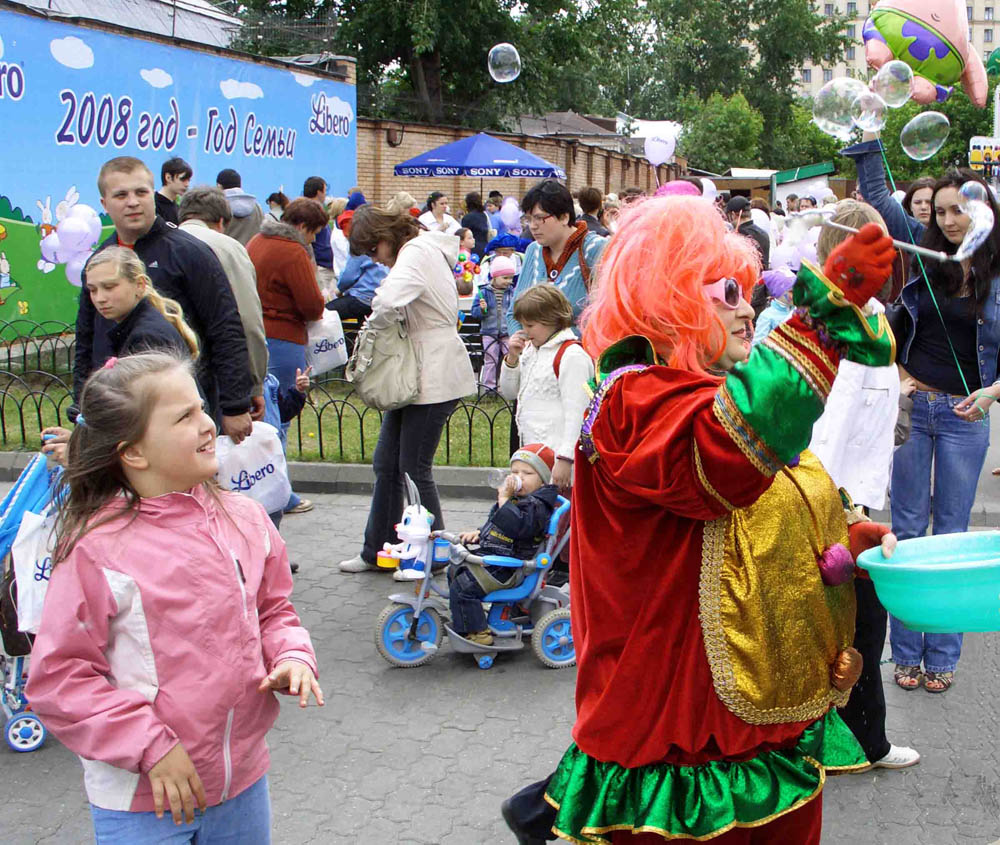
[0, 8, 356, 326]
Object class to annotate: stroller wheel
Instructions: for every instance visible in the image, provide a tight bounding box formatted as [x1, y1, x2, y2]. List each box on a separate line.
[375, 603, 442, 667]
[6, 712, 46, 752]
[532, 607, 575, 668]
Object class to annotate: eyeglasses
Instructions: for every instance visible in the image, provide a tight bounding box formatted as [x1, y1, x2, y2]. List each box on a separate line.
[704, 277, 742, 309]
[528, 213, 553, 225]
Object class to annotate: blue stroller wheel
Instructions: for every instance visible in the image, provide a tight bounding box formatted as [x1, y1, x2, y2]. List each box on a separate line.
[375, 603, 442, 667]
[532, 607, 575, 668]
[6, 712, 46, 752]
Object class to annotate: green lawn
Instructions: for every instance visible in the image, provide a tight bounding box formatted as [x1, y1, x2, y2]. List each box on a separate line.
[0, 373, 512, 467]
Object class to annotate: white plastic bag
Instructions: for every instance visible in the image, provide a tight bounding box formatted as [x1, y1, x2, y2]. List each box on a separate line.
[11, 507, 58, 634]
[215, 422, 292, 514]
[305, 309, 348, 376]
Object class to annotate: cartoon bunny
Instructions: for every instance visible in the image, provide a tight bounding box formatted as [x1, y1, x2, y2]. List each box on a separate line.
[383, 475, 433, 580]
[55, 186, 79, 223]
[36, 196, 56, 273]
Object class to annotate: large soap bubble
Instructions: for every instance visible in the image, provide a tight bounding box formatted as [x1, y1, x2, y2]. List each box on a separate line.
[872, 60, 913, 108]
[487, 43, 521, 83]
[900, 112, 950, 161]
[813, 77, 868, 140]
[851, 91, 887, 132]
[953, 181, 995, 263]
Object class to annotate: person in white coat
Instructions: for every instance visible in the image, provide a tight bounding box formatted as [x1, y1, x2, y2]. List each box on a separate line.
[499, 285, 595, 489]
[417, 191, 461, 235]
[339, 206, 476, 573]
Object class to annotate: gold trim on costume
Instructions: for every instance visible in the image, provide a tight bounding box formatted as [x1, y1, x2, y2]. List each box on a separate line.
[762, 338, 828, 401]
[764, 330, 832, 396]
[712, 388, 782, 477]
[693, 442, 735, 512]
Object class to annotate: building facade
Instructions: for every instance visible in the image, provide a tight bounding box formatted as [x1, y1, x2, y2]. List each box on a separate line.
[798, 1, 998, 97]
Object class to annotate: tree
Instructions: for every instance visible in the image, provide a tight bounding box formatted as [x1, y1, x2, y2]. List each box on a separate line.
[765, 101, 842, 170]
[676, 92, 764, 174]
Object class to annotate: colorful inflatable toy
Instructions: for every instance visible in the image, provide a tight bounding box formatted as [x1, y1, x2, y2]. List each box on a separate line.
[863, 0, 987, 107]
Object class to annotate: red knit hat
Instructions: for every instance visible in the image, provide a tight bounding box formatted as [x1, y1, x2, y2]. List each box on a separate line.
[510, 443, 556, 484]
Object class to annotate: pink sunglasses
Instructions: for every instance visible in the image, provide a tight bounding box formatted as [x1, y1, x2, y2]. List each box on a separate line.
[704, 277, 742, 310]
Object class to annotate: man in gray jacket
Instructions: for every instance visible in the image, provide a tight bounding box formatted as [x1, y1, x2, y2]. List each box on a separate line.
[216, 168, 264, 246]
[179, 186, 268, 416]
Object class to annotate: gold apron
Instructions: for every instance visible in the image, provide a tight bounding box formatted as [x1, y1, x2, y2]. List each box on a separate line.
[699, 451, 856, 725]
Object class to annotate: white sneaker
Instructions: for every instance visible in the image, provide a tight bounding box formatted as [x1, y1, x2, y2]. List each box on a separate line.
[338, 554, 378, 573]
[873, 744, 920, 769]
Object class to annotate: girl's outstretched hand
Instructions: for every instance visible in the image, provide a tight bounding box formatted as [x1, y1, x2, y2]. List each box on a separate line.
[149, 743, 207, 825]
[258, 660, 324, 708]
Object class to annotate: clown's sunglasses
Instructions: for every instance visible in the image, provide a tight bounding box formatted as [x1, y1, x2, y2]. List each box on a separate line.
[704, 277, 742, 310]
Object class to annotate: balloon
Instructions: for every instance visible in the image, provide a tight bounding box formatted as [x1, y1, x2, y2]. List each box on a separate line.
[487, 43, 521, 83]
[872, 60, 914, 107]
[812, 77, 867, 140]
[862, 1, 987, 108]
[67, 203, 98, 222]
[644, 134, 676, 167]
[56, 215, 94, 252]
[499, 197, 521, 229]
[988, 47, 1000, 77]
[86, 214, 103, 246]
[899, 112, 950, 160]
[851, 90, 888, 132]
[39, 232, 66, 264]
[64, 253, 88, 287]
[700, 178, 718, 202]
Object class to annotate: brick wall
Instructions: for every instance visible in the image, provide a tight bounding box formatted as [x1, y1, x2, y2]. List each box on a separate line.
[354, 117, 683, 206]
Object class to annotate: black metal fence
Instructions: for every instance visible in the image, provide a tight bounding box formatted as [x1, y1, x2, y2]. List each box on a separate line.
[0, 321, 512, 466]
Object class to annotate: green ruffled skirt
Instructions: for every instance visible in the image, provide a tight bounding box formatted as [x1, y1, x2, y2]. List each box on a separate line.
[545, 710, 866, 843]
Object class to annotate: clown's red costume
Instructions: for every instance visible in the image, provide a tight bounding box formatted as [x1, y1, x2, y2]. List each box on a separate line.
[542, 200, 896, 843]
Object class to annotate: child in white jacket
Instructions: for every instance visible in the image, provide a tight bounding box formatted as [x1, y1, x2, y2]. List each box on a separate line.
[499, 286, 595, 488]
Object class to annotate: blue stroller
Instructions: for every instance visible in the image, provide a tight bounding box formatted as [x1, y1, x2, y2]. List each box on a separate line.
[1, 453, 61, 752]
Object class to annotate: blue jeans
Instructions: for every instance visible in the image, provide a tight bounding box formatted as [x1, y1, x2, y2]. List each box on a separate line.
[265, 338, 304, 510]
[889, 390, 990, 672]
[90, 775, 270, 844]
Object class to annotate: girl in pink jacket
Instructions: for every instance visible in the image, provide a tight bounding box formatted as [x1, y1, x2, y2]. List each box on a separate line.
[26, 351, 322, 844]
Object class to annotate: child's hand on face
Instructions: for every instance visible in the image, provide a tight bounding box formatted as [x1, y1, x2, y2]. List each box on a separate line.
[149, 743, 207, 825]
[506, 331, 527, 363]
[258, 660, 324, 708]
[294, 365, 313, 395]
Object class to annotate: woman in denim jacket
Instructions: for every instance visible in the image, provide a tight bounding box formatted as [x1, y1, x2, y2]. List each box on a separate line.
[845, 136, 1000, 694]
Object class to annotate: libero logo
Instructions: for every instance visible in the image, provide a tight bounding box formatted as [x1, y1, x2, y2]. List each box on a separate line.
[232, 463, 276, 491]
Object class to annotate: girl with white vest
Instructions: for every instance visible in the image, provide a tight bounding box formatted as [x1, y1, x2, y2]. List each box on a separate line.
[500, 285, 595, 489]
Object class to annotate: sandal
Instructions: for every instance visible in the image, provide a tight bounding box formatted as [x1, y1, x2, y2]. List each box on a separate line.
[924, 671, 954, 693]
[894, 664, 923, 690]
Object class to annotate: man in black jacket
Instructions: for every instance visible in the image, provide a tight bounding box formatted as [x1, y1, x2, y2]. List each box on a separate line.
[75, 156, 254, 442]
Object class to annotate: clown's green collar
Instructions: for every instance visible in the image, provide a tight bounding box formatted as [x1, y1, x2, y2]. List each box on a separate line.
[595, 336, 663, 384]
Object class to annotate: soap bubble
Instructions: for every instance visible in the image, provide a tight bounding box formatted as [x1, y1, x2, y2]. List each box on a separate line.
[958, 181, 989, 207]
[872, 61, 913, 107]
[487, 43, 521, 83]
[900, 112, 950, 160]
[812, 77, 868, 140]
[954, 200, 995, 262]
[851, 90, 887, 132]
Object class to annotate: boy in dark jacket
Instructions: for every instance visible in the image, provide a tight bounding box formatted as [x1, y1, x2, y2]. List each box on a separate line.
[449, 444, 559, 645]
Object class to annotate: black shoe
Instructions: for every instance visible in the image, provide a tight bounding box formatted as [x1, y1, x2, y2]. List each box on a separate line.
[290, 561, 300, 574]
[501, 797, 546, 845]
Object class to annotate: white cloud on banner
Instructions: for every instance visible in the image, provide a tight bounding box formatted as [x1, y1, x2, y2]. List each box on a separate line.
[50, 36, 94, 69]
[0, 35, 5, 61]
[326, 95, 355, 120]
[291, 72, 316, 87]
[140, 68, 174, 88]
[220, 79, 263, 100]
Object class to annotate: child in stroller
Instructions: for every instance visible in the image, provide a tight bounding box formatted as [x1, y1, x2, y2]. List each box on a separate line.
[449, 444, 559, 645]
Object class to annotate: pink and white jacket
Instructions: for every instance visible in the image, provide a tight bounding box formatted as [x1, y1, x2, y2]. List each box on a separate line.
[25, 485, 316, 812]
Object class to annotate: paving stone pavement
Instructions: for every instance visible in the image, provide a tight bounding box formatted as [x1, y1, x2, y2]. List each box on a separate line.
[5, 492, 1000, 844]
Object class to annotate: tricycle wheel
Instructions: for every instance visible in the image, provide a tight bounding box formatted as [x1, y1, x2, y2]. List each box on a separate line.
[5, 712, 46, 752]
[532, 607, 575, 668]
[375, 603, 442, 667]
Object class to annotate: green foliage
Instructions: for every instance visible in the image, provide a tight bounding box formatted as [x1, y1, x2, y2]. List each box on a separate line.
[676, 92, 764, 174]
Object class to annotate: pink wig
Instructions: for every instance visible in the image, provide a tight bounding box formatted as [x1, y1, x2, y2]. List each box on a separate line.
[582, 196, 761, 376]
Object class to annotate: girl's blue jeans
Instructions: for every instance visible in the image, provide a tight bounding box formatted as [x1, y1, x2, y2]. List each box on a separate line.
[889, 390, 990, 672]
[90, 775, 270, 844]
[265, 338, 304, 511]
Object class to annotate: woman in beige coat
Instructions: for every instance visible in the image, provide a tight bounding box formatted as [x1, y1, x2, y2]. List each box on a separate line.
[340, 206, 476, 573]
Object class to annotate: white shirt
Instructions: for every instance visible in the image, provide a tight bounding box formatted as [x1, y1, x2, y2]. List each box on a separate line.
[418, 210, 461, 235]
[498, 327, 595, 459]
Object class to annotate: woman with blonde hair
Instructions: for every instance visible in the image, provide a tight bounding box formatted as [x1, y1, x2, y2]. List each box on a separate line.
[80, 246, 199, 371]
[385, 191, 418, 217]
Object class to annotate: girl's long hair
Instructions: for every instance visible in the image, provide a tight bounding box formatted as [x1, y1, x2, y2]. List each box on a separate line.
[53, 352, 198, 563]
[920, 168, 1000, 312]
[87, 247, 200, 358]
[581, 196, 760, 376]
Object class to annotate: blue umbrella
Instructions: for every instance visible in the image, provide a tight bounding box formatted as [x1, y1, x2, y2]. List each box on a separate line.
[394, 132, 566, 179]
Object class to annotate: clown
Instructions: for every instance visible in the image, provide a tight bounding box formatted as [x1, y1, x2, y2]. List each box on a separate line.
[503, 197, 900, 844]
